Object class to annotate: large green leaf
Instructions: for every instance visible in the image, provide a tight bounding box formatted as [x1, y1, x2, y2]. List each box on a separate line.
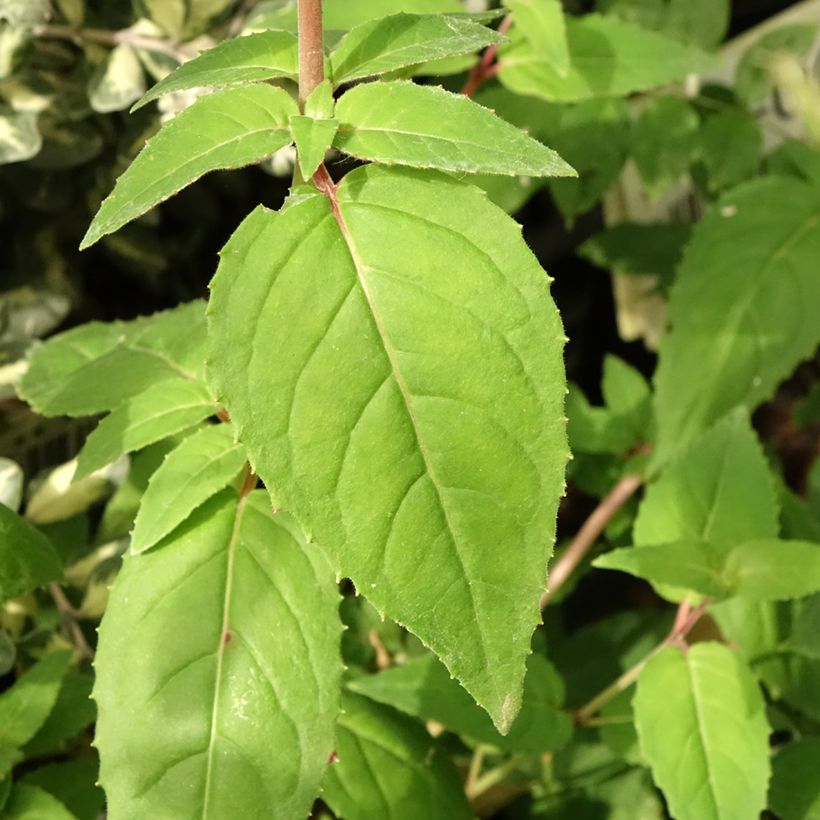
[498, 15, 712, 103]
[81, 85, 298, 249]
[634, 642, 770, 820]
[595, 538, 820, 601]
[349, 653, 572, 754]
[0, 652, 71, 749]
[0, 505, 62, 604]
[769, 738, 820, 820]
[208, 165, 568, 731]
[322, 693, 473, 820]
[94, 490, 341, 819]
[75, 378, 216, 479]
[134, 31, 298, 111]
[330, 12, 503, 84]
[653, 177, 820, 463]
[20, 302, 207, 417]
[333, 81, 575, 178]
[130, 423, 247, 554]
[507, 0, 570, 77]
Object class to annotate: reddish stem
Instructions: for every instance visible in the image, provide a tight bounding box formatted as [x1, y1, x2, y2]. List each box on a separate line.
[297, 0, 325, 108]
[462, 14, 512, 97]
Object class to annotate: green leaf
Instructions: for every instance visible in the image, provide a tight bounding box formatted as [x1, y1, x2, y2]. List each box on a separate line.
[88, 44, 145, 114]
[0, 504, 62, 604]
[20, 301, 207, 417]
[22, 760, 104, 820]
[130, 423, 247, 554]
[94, 490, 341, 819]
[207, 165, 568, 731]
[289, 115, 338, 180]
[349, 653, 572, 754]
[134, 31, 298, 111]
[579, 221, 691, 290]
[2, 783, 74, 820]
[769, 738, 820, 820]
[634, 642, 770, 820]
[698, 110, 762, 193]
[330, 12, 503, 84]
[599, 0, 730, 49]
[24, 672, 95, 757]
[333, 81, 575, 178]
[0, 652, 71, 749]
[653, 177, 820, 463]
[0, 109, 41, 165]
[507, 0, 570, 77]
[736, 24, 817, 106]
[304, 79, 334, 119]
[498, 15, 712, 103]
[0, 0, 49, 26]
[75, 378, 215, 479]
[322, 693, 473, 820]
[631, 97, 699, 196]
[81, 85, 298, 249]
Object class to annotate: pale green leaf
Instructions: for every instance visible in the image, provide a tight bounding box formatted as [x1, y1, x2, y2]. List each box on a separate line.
[0, 652, 71, 749]
[769, 738, 820, 820]
[88, 44, 146, 114]
[498, 15, 713, 103]
[20, 301, 207, 417]
[330, 12, 503, 84]
[349, 653, 572, 754]
[599, 0, 730, 49]
[653, 177, 820, 463]
[289, 115, 338, 180]
[0, 458, 24, 512]
[130, 423, 247, 554]
[2, 784, 74, 820]
[0, 504, 62, 604]
[75, 378, 215, 479]
[637, 410, 778, 547]
[81, 85, 298, 249]
[133, 31, 298, 111]
[207, 165, 568, 731]
[333, 81, 575, 178]
[631, 97, 699, 196]
[0, 109, 41, 165]
[135, 0, 185, 37]
[94, 490, 341, 819]
[0, 0, 49, 26]
[507, 0, 570, 77]
[634, 642, 770, 820]
[322, 693, 473, 820]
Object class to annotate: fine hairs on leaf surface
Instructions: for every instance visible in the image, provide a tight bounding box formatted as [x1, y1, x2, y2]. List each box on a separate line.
[207, 165, 568, 731]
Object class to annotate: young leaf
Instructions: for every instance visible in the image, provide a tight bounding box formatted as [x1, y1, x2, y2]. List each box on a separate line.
[333, 81, 575, 178]
[0, 504, 63, 604]
[289, 115, 339, 180]
[507, 0, 570, 77]
[133, 31, 298, 111]
[207, 165, 569, 731]
[130, 423, 247, 554]
[20, 301, 207, 417]
[81, 85, 298, 249]
[498, 15, 713, 103]
[329, 12, 504, 84]
[94, 491, 341, 820]
[75, 378, 215, 479]
[322, 693, 473, 820]
[769, 738, 820, 820]
[0, 652, 71, 748]
[0, 505, 62, 604]
[349, 653, 573, 754]
[653, 177, 820, 463]
[634, 642, 770, 820]
[2, 783, 74, 820]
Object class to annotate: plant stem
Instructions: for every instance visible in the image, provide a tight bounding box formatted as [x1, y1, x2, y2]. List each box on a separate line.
[574, 597, 711, 724]
[467, 754, 526, 800]
[465, 745, 487, 796]
[461, 14, 512, 97]
[33, 23, 195, 61]
[540, 472, 644, 608]
[297, 0, 325, 109]
[49, 582, 95, 661]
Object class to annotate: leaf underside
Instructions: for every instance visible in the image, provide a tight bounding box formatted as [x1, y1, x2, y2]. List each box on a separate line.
[207, 165, 568, 731]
